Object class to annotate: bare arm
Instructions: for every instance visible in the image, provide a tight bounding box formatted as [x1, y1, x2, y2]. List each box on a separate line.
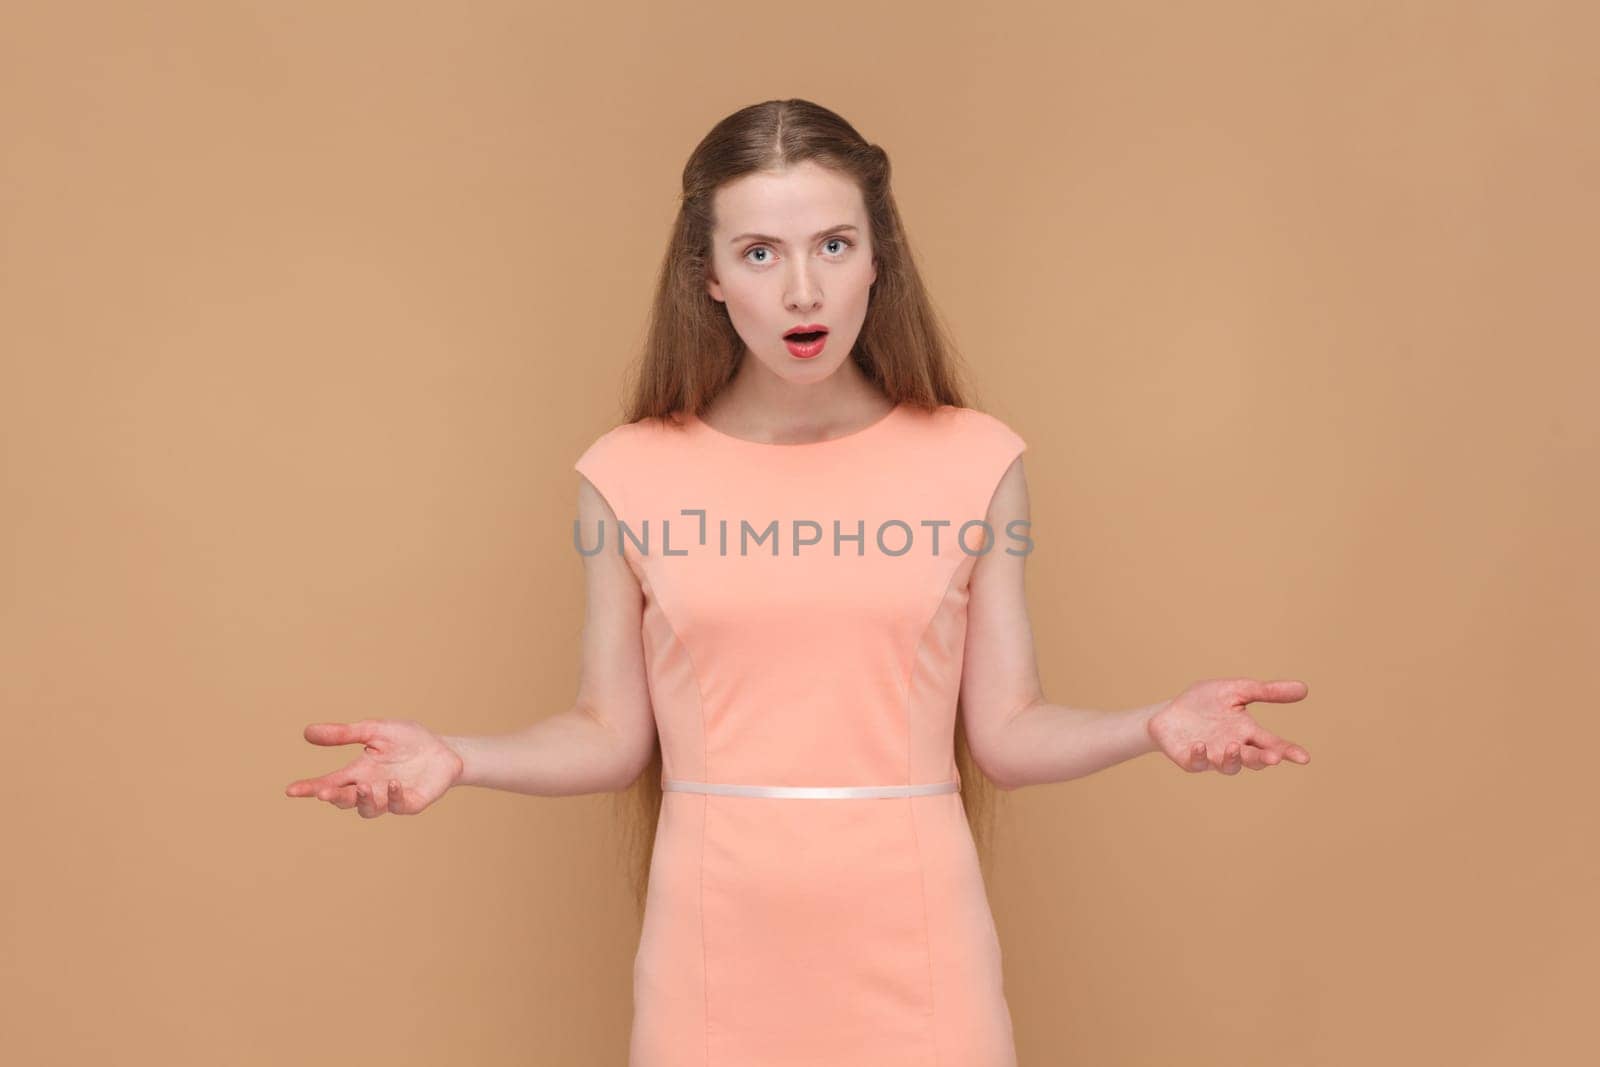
[958, 457, 1164, 791]
[441, 475, 658, 797]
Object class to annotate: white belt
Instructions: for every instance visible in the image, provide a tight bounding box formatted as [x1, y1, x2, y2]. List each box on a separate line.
[661, 779, 960, 799]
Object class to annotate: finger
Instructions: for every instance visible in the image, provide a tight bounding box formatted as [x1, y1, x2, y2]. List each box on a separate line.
[1247, 722, 1294, 752]
[1250, 731, 1310, 765]
[286, 770, 357, 797]
[302, 721, 380, 748]
[1240, 744, 1267, 771]
[387, 779, 409, 815]
[360, 781, 393, 817]
[355, 782, 378, 818]
[1187, 740, 1209, 773]
[1246, 722, 1310, 764]
[1233, 679, 1309, 706]
[320, 783, 360, 809]
[290, 766, 361, 798]
[1218, 741, 1242, 776]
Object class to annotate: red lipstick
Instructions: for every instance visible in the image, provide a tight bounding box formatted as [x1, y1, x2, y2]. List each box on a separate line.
[782, 323, 829, 360]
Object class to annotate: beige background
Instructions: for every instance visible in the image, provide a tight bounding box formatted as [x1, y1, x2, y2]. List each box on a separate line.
[3, 2, 1595, 1064]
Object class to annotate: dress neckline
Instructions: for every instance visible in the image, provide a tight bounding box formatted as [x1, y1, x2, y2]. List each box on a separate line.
[685, 401, 906, 449]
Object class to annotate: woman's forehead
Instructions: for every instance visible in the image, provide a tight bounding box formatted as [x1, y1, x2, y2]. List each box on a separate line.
[712, 164, 865, 233]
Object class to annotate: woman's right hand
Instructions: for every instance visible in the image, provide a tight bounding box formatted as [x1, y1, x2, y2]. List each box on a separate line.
[284, 718, 464, 818]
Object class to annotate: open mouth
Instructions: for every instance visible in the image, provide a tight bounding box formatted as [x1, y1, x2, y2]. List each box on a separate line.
[782, 324, 830, 358]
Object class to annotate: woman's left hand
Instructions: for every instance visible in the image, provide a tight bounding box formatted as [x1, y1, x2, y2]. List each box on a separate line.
[1147, 678, 1312, 774]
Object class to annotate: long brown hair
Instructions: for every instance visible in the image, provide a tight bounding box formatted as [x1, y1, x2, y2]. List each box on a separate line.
[602, 98, 1008, 916]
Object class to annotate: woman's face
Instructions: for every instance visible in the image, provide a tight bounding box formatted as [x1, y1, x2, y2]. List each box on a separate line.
[705, 160, 877, 385]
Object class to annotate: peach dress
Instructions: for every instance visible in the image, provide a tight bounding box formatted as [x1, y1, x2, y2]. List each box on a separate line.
[574, 402, 1026, 1066]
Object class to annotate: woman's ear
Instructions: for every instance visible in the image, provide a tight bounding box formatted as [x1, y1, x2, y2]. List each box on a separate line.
[706, 269, 724, 303]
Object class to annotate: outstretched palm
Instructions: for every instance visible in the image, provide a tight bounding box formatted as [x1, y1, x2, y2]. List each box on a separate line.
[284, 718, 463, 817]
[1147, 678, 1311, 774]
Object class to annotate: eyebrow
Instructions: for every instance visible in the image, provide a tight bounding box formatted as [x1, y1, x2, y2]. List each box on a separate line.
[728, 224, 859, 245]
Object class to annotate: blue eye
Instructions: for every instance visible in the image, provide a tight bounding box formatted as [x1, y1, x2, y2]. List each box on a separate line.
[742, 236, 854, 265]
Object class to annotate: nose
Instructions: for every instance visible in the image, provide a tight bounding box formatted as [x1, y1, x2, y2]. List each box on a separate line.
[784, 260, 822, 313]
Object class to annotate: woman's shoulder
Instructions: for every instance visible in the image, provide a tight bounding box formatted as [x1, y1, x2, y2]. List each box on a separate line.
[919, 403, 1027, 453]
[573, 412, 687, 490]
[577, 411, 684, 455]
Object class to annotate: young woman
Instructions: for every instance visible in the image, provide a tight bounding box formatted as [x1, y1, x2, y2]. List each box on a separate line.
[286, 98, 1311, 1066]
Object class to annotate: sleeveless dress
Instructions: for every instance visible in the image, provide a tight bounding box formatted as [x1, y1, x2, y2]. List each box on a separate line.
[574, 401, 1027, 1067]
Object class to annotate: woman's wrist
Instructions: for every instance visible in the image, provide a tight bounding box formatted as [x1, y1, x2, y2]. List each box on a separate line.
[439, 735, 473, 788]
[1139, 699, 1171, 755]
